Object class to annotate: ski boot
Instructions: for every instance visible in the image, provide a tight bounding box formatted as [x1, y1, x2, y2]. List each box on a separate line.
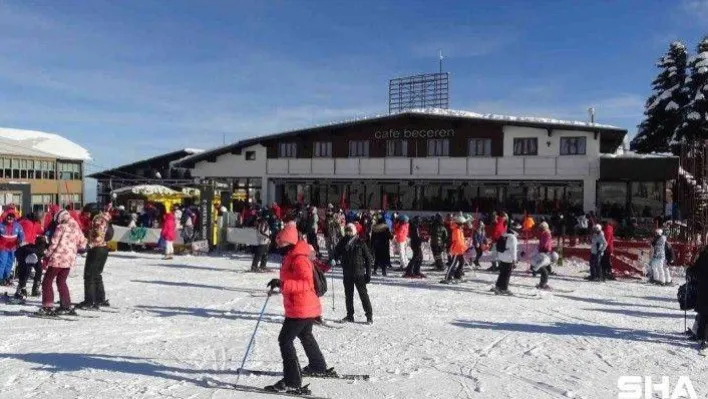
[536, 284, 552, 291]
[55, 307, 77, 316]
[35, 307, 55, 316]
[500, 290, 513, 296]
[439, 279, 452, 285]
[339, 316, 354, 323]
[99, 300, 111, 307]
[700, 341, 708, 357]
[264, 379, 311, 394]
[366, 316, 373, 325]
[490, 286, 502, 295]
[75, 301, 99, 310]
[302, 366, 338, 378]
[31, 284, 40, 297]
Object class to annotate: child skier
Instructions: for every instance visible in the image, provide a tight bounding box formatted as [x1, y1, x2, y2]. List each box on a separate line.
[589, 224, 607, 282]
[493, 224, 520, 295]
[0, 209, 24, 286]
[441, 215, 468, 284]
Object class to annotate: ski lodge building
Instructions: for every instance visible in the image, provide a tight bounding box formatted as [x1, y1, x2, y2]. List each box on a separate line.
[0, 127, 90, 214]
[176, 108, 679, 218]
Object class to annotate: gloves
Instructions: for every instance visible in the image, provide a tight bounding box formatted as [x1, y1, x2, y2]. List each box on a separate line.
[365, 275, 371, 284]
[266, 278, 281, 290]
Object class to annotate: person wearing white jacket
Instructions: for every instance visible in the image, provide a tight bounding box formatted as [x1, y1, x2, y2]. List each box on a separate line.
[493, 224, 519, 295]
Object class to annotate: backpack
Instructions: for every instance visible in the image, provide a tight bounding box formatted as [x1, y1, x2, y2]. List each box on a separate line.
[678, 282, 697, 310]
[105, 223, 115, 242]
[312, 260, 328, 297]
[665, 242, 674, 265]
[495, 235, 507, 253]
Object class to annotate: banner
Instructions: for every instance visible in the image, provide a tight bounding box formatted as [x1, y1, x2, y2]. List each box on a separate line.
[225, 227, 260, 246]
[110, 225, 184, 245]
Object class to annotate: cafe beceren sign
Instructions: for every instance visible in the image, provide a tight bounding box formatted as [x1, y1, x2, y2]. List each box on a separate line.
[374, 128, 455, 140]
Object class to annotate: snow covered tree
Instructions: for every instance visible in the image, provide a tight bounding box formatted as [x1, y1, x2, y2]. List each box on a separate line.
[676, 37, 708, 142]
[631, 41, 688, 153]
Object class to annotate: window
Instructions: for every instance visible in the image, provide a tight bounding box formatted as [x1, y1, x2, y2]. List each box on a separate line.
[560, 137, 586, 155]
[11, 159, 19, 179]
[427, 139, 450, 156]
[386, 140, 408, 157]
[58, 163, 81, 180]
[348, 140, 369, 157]
[278, 143, 297, 158]
[468, 139, 492, 157]
[31, 194, 54, 213]
[313, 142, 332, 158]
[48, 161, 55, 179]
[245, 151, 256, 161]
[27, 160, 34, 179]
[513, 138, 538, 155]
[59, 193, 81, 210]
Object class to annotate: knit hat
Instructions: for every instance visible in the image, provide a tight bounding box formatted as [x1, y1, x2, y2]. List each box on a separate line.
[54, 210, 70, 224]
[276, 221, 299, 248]
[539, 221, 549, 231]
[593, 224, 602, 232]
[656, 228, 663, 236]
[345, 223, 357, 235]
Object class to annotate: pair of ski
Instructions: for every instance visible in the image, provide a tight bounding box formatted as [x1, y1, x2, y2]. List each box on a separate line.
[18, 310, 99, 321]
[228, 368, 368, 398]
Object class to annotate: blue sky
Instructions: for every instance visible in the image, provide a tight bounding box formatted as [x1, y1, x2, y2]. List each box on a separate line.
[0, 0, 706, 200]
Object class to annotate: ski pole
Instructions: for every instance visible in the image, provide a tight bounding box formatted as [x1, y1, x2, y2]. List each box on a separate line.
[331, 269, 335, 311]
[236, 293, 271, 385]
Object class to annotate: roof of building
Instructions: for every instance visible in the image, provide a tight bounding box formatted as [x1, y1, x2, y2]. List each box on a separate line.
[175, 108, 628, 167]
[0, 127, 91, 161]
[87, 148, 203, 179]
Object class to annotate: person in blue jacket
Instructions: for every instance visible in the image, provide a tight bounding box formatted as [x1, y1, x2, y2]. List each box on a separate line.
[0, 210, 24, 285]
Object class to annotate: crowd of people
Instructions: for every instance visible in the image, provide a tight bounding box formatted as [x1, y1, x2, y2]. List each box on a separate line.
[0, 203, 114, 316]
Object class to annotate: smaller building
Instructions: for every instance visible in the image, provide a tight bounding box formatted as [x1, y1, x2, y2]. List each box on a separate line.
[88, 148, 203, 205]
[0, 127, 90, 214]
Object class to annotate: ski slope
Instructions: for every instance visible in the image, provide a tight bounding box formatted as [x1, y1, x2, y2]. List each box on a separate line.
[0, 251, 704, 399]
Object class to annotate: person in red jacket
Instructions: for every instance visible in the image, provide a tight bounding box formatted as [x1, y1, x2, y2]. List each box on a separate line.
[264, 222, 331, 395]
[161, 212, 176, 260]
[15, 213, 44, 298]
[601, 221, 615, 280]
[487, 212, 507, 271]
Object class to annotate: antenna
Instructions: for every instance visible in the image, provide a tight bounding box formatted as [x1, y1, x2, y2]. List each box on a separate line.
[588, 107, 595, 124]
[438, 49, 444, 74]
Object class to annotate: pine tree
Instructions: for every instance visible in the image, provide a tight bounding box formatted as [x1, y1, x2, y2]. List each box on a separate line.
[631, 41, 688, 153]
[677, 37, 708, 142]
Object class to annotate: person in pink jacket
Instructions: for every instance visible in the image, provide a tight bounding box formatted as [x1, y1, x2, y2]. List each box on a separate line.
[393, 215, 409, 270]
[161, 212, 177, 260]
[39, 210, 88, 315]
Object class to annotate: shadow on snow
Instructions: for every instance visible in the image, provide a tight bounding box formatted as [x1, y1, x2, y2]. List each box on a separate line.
[133, 304, 283, 324]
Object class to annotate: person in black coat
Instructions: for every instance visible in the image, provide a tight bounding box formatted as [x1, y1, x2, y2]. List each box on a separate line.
[370, 217, 392, 276]
[692, 246, 708, 355]
[331, 223, 374, 324]
[404, 216, 424, 278]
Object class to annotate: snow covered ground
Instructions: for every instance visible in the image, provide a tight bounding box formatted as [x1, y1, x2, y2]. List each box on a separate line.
[0, 251, 705, 399]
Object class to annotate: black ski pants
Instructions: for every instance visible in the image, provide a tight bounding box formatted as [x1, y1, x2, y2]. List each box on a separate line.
[538, 265, 550, 286]
[16, 246, 41, 292]
[444, 255, 465, 281]
[306, 232, 320, 258]
[251, 244, 269, 270]
[279, 318, 327, 388]
[343, 276, 372, 319]
[84, 247, 109, 305]
[406, 244, 423, 275]
[431, 244, 445, 270]
[589, 253, 602, 280]
[495, 261, 513, 291]
[601, 251, 612, 277]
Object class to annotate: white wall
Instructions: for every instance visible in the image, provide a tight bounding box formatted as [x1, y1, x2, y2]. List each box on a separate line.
[502, 126, 600, 158]
[192, 144, 267, 178]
